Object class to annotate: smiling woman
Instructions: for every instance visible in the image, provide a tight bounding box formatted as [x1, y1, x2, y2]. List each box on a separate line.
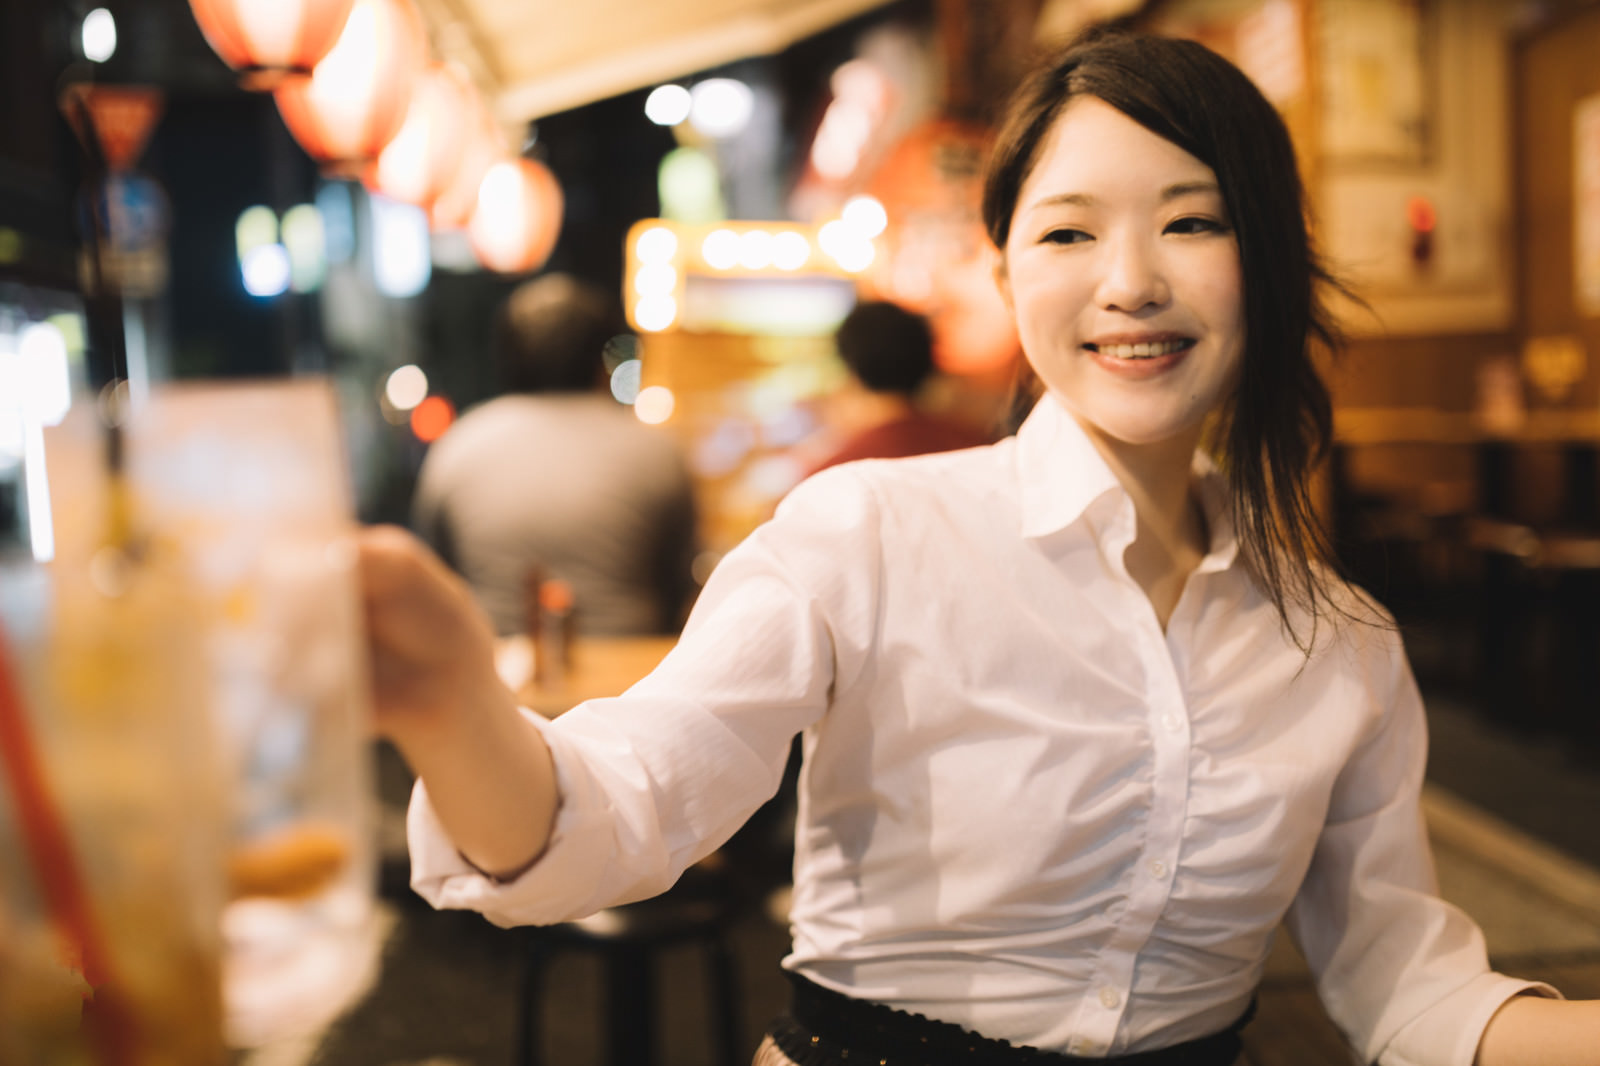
[354, 29, 1600, 1066]
[997, 96, 1245, 465]
[983, 29, 1344, 649]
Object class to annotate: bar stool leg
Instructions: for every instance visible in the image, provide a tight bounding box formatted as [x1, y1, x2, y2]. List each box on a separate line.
[515, 935, 548, 1066]
[707, 933, 742, 1066]
[603, 943, 656, 1066]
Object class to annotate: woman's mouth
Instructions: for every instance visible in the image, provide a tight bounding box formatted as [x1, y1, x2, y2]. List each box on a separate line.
[1084, 338, 1196, 360]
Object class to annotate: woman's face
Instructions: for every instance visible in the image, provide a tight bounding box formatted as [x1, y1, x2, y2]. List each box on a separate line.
[998, 95, 1244, 457]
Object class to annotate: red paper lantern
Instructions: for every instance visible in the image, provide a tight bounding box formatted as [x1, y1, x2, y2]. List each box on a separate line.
[187, 0, 356, 89]
[364, 62, 475, 210]
[273, 0, 427, 175]
[468, 158, 564, 274]
[429, 102, 506, 230]
[865, 120, 1018, 377]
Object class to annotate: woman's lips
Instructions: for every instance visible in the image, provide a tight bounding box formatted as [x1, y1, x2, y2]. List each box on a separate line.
[1083, 336, 1196, 377]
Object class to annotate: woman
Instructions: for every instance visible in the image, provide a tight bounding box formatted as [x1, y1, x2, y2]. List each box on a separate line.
[360, 31, 1598, 1066]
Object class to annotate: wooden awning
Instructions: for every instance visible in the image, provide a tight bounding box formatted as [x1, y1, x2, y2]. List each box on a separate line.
[414, 0, 898, 124]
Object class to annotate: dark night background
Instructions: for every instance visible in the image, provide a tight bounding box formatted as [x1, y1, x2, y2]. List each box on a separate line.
[0, 0, 930, 395]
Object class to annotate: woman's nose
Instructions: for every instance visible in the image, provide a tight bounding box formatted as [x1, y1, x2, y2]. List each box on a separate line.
[1095, 236, 1168, 312]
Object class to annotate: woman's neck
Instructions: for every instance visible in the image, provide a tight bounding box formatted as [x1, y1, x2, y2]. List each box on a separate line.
[1077, 420, 1209, 629]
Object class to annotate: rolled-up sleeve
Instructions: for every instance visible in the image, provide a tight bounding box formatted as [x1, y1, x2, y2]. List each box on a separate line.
[406, 466, 886, 928]
[1284, 631, 1558, 1066]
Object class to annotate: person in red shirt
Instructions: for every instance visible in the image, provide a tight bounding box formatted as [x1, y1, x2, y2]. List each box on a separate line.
[803, 300, 991, 475]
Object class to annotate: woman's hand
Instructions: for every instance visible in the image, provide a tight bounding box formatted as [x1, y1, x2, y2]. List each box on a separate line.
[356, 524, 506, 743]
[355, 526, 558, 877]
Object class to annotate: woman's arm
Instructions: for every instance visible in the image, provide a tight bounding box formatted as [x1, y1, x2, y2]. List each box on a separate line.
[1476, 995, 1600, 1066]
[357, 525, 558, 879]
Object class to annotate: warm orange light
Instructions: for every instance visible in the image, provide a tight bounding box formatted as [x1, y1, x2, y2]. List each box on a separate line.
[410, 395, 455, 442]
[865, 119, 1018, 376]
[365, 62, 475, 210]
[1406, 195, 1437, 234]
[273, 0, 427, 175]
[468, 158, 564, 274]
[187, 0, 355, 89]
[429, 102, 506, 230]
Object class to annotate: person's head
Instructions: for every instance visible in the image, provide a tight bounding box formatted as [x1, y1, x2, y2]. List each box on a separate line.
[982, 30, 1345, 641]
[834, 300, 937, 397]
[492, 273, 627, 394]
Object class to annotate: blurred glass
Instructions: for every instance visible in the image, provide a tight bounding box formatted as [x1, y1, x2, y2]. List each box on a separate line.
[125, 379, 379, 1050]
[0, 408, 227, 1065]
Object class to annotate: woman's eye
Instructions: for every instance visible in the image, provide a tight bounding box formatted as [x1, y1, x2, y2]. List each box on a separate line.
[1165, 216, 1229, 236]
[1042, 228, 1091, 245]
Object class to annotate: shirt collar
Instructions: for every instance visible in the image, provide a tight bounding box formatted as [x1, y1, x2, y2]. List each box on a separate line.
[1013, 394, 1239, 570]
[1014, 393, 1123, 540]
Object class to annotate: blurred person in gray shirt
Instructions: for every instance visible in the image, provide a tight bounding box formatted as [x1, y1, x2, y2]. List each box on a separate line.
[412, 273, 697, 637]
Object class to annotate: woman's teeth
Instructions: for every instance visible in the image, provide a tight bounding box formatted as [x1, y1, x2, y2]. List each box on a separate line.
[1095, 339, 1191, 360]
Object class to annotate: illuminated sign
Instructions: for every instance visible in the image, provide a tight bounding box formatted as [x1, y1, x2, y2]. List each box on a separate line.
[624, 218, 877, 336]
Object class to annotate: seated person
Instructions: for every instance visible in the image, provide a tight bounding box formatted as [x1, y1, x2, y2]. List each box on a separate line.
[411, 273, 697, 638]
[803, 300, 991, 475]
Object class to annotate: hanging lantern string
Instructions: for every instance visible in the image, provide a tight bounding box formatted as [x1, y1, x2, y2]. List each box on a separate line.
[0, 622, 137, 1064]
[59, 87, 130, 390]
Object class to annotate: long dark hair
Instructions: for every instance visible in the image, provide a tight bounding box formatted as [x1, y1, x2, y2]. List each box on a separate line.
[982, 30, 1352, 645]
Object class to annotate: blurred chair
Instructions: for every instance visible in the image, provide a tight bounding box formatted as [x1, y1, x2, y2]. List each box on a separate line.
[512, 858, 749, 1066]
[1328, 441, 1480, 686]
[1470, 440, 1600, 754]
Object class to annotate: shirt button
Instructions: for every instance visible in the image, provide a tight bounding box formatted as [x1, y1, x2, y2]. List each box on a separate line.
[1099, 986, 1121, 1009]
[1149, 859, 1167, 878]
[1162, 713, 1182, 733]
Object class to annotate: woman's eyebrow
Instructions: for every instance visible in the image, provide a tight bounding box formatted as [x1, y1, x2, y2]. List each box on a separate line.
[1024, 180, 1222, 214]
[1162, 180, 1222, 202]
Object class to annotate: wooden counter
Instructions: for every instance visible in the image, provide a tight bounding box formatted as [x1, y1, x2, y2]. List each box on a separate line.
[496, 634, 678, 718]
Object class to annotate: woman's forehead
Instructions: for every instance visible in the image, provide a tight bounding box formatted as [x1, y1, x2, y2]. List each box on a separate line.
[1016, 96, 1219, 208]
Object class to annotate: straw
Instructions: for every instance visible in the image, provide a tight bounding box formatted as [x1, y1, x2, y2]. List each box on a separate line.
[0, 620, 135, 1063]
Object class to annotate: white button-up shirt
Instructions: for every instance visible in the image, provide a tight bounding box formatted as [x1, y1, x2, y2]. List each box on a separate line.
[410, 395, 1552, 1064]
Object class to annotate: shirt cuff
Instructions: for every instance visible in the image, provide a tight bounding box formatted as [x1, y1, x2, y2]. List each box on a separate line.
[1380, 972, 1562, 1066]
[404, 707, 620, 929]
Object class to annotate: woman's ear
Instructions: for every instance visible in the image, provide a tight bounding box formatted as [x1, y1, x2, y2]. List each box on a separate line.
[992, 253, 1013, 312]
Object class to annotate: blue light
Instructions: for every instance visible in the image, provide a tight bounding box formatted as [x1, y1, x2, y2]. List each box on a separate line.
[242, 244, 291, 298]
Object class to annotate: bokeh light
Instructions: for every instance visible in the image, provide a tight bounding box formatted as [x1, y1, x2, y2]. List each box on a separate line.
[701, 229, 740, 270]
[410, 395, 455, 442]
[281, 204, 327, 293]
[635, 226, 678, 264]
[633, 385, 675, 424]
[609, 359, 643, 404]
[384, 364, 428, 410]
[242, 244, 292, 297]
[658, 147, 724, 223]
[841, 194, 888, 238]
[18, 322, 71, 427]
[82, 8, 116, 62]
[818, 219, 875, 273]
[811, 98, 871, 179]
[737, 229, 773, 270]
[772, 231, 810, 270]
[689, 78, 754, 138]
[371, 195, 431, 298]
[236, 205, 278, 260]
[634, 263, 677, 299]
[634, 296, 677, 332]
[644, 85, 692, 126]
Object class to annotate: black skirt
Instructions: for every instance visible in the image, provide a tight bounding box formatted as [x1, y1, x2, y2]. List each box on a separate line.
[761, 971, 1255, 1066]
